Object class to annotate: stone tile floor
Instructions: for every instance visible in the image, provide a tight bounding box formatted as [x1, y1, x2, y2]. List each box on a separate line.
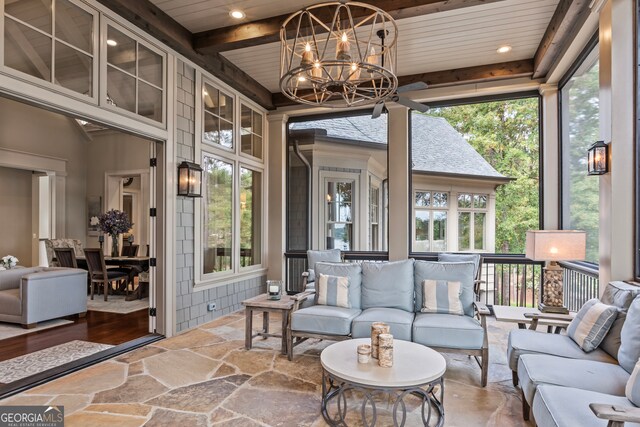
[0, 311, 531, 426]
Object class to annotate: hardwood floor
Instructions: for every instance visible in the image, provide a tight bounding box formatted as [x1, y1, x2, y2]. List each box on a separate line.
[0, 309, 149, 363]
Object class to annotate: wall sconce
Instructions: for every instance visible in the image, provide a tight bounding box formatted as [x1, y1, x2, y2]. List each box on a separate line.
[587, 140, 609, 175]
[178, 161, 203, 197]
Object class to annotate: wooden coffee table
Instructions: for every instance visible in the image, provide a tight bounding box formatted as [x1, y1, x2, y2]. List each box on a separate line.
[320, 338, 446, 426]
[242, 293, 294, 355]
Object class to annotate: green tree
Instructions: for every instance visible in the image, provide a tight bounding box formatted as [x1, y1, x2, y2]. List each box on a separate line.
[426, 98, 540, 254]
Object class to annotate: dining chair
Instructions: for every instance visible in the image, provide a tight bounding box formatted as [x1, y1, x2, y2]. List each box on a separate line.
[84, 248, 129, 301]
[54, 247, 78, 268]
[121, 244, 139, 257]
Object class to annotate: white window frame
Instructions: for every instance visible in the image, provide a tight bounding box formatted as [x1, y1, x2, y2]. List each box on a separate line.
[412, 190, 449, 253]
[100, 17, 167, 128]
[368, 175, 381, 251]
[0, 0, 100, 104]
[195, 73, 266, 289]
[239, 101, 264, 161]
[319, 171, 358, 251]
[457, 193, 489, 252]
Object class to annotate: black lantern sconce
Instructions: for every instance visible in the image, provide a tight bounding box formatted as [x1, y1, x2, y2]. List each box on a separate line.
[587, 141, 609, 175]
[178, 161, 203, 197]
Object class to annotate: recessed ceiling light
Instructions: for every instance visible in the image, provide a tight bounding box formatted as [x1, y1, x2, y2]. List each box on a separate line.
[497, 45, 512, 54]
[107, 39, 118, 47]
[230, 10, 245, 19]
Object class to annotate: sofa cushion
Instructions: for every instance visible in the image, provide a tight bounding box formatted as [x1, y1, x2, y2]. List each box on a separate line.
[601, 281, 640, 309]
[361, 260, 414, 312]
[307, 249, 342, 282]
[627, 360, 640, 407]
[601, 310, 626, 360]
[437, 253, 481, 278]
[0, 267, 42, 291]
[414, 260, 475, 316]
[567, 299, 617, 352]
[317, 274, 350, 308]
[351, 308, 414, 341]
[619, 296, 640, 373]
[518, 354, 629, 405]
[533, 384, 638, 427]
[315, 263, 362, 310]
[507, 329, 616, 371]
[291, 305, 361, 336]
[421, 280, 463, 315]
[412, 313, 483, 349]
[0, 288, 21, 316]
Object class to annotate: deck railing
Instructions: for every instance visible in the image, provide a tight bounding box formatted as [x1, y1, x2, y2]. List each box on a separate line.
[560, 261, 599, 312]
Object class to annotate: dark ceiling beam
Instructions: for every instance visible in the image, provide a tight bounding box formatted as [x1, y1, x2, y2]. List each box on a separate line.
[194, 0, 508, 54]
[272, 59, 534, 108]
[532, 0, 592, 79]
[94, 0, 274, 109]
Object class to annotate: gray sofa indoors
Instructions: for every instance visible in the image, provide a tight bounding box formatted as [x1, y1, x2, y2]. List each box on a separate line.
[506, 281, 640, 426]
[288, 258, 491, 386]
[0, 266, 88, 328]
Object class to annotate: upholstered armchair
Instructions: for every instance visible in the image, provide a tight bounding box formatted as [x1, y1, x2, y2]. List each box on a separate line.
[44, 239, 84, 267]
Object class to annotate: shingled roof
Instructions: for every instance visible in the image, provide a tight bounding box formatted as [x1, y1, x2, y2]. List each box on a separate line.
[290, 114, 508, 180]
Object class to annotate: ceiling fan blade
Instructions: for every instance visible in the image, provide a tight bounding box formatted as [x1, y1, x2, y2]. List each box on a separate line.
[396, 81, 429, 94]
[395, 96, 430, 112]
[371, 101, 385, 119]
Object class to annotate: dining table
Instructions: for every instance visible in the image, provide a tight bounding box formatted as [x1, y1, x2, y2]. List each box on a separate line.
[75, 256, 150, 301]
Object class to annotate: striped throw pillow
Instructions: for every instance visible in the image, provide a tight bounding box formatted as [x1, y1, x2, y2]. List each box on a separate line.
[421, 280, 464, 315]
[626, 359, 640, 406]
[567, 299, 618, 352]
[317, 274, 351, 308]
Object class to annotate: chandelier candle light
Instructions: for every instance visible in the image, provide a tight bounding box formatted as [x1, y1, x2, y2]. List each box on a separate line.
[525, 230, 586, 314]
[280, 1, 398, 107]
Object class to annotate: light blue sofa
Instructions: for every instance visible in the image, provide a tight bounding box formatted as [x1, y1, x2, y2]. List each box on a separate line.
[288, 258, 490, 386]
[506, 281, 640, 425]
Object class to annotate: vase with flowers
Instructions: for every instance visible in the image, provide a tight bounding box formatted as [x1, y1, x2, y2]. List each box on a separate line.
[0, 255, 19, 270]
[98, 209, 133, 257]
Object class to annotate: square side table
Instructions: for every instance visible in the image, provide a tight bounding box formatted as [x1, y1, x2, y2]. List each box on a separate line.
[242, 293, 294, 355]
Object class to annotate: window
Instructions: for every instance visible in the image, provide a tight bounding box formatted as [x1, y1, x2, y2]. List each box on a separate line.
[241, 104, 263, 159]
[198, 78, 265, 285]
[560, 42, 599, 264]
[203, 82, 234, 148]
[325, 179, 354, 251]
[413, 191, 448, 252]
[3, 0, 97, 98]
[369, 177, 381, 251]
[458, 193, 488, 251]
[105, 22, 165, 123]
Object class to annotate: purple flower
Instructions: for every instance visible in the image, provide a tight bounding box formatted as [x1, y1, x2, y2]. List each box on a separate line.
[98, 209, 133, 236]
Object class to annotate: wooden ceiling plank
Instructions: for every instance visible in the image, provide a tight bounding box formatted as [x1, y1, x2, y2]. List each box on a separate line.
[271, 59, 534, 107]
[194, 0, 510, 54]
[95, 0, 274, 109]
[532, 0, 592, 79]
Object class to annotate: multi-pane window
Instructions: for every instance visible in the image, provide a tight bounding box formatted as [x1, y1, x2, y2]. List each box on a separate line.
[202, 156, 233, 274]
[458, 193, 488, 251]
[3, 0, 96, 97]
[240, 167, 262, 267]
[105, 23, 165, 123]
[369, 180, 380, 251]
[240, 103, 263, 159]
[326, 180, 353, 251]
[203, 82, 234, 148]
[560, 45, 599, 264]
[413, 191, 448, 252]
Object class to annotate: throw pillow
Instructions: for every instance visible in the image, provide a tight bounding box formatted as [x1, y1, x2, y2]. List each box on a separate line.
[421, 280, 464, 315]
[626, 359, 640, 407]
[567, 298, 618, 352]
[317, 274, 351, 309]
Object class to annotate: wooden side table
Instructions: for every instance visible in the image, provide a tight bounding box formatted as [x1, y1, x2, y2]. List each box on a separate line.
[242, 293, 294, 355]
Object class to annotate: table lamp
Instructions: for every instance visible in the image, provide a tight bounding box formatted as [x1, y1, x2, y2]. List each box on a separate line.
[525, 230, 586, 314]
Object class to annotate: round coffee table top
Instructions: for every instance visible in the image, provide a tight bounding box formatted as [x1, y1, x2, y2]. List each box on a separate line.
[321, 338, 446, 388]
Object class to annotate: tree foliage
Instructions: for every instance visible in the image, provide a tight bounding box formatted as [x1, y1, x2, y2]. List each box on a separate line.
[427, 98, 540, 254]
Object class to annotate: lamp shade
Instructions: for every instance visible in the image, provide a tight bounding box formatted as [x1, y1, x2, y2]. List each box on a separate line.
[177, 161, 203, 197]
[525, 230, 586, 261]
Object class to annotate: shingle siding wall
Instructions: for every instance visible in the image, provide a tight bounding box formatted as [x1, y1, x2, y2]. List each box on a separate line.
[174, 60, 265, 333]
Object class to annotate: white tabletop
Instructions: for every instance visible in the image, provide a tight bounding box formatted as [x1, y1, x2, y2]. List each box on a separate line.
[493, 305, 572, 326]
[320, 338, 446, 388]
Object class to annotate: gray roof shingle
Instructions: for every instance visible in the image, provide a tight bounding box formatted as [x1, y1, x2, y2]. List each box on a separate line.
[290, 114, 507, 180]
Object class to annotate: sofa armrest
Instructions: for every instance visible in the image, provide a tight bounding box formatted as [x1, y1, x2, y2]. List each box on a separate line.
[590, 403, 640, 425]
[291, 290, 315, 311]
[474, 301, 491, 316]
[301, 271, 309, 288]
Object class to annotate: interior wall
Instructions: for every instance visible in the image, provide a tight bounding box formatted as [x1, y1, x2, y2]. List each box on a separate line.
[0, 166, 32, 265]
[0, 97, 88, 254]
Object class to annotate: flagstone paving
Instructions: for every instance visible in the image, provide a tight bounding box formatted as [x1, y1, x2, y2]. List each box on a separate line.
[0, 311, 531, 426]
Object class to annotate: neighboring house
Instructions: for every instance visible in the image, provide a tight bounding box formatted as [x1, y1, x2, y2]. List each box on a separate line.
[289, 114, 511, 253]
